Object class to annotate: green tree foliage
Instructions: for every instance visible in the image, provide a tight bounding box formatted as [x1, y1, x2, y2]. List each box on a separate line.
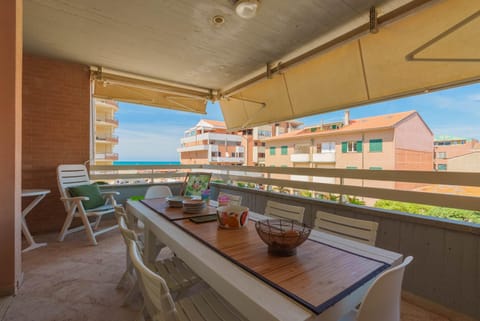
[374, 200, 480, 224]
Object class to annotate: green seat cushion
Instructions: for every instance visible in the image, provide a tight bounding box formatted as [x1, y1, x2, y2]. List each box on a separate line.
[68, 183, 105, 210]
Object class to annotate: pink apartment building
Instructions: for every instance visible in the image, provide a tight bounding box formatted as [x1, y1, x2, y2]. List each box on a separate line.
[264, 111, 433, 192]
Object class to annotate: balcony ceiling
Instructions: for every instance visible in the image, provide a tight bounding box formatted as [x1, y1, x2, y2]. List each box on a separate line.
[24, 0, 480, 129]
[24, 0, 420, 91]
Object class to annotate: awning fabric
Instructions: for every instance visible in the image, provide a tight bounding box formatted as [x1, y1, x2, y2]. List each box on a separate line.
[219, 0, 480, 130]
[93, 71, 209, 114]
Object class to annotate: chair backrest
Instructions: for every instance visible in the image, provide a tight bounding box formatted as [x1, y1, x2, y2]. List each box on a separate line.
[356, 256, 414, 321]
[114, 205, 137, 233]
[217, 192, 242, 206]
[264, 200, 305, 223]
[145, 185, 173, 199]
[314, 211, 378, 245]
[57, 164, 91, 211]
[128, 239, 177, 321]
[117, 215, 140, 247]
[180, 172, 211, 197]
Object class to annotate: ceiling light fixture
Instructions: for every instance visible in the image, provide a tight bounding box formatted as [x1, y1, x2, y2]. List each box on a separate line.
[235, 0, 259, 19]
[211, 15, 225, 26]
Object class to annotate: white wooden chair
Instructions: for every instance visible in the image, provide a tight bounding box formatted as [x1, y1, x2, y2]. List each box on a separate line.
[217, 192, 242, 206]
[115, 206, 201, 303]
[57, 164, 118, 245]
[128, 239, 249, 321]
[314, 211, 378, 245]
[145, 185, 173, 199]
[115, 210, 142, 306]
[340, 256, 414, 321]
[264, 200, 305, 223]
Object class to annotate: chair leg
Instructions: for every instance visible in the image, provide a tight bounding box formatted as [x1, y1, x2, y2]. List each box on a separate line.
[117, 270, 130, 290]
[78, 210, 98, 246]
[118, 255, 134, 289]
[93, 215, 102, 230]
[122, 279, 141, 307]
[58, 210, 75, 242]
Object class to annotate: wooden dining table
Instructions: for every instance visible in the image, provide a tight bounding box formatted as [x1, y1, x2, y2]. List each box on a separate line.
[127, 198, 402, 321]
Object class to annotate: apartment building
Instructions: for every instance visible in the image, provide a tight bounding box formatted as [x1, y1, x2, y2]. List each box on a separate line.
[94, 99, 119, 164]
[178, 119, 245, 165]
[434, 136, 480, 171]
[178, 119, 302, 166]
[238, 121, 302, 166]
[265, 111, 433, 191]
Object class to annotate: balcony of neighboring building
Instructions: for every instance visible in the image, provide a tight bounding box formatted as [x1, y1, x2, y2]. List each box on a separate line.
[178, 139, 244, 153]
[210, 156, 245, 163]
[95, 152, 119, 161]
[312, 152, 336, 163]
[96, 117, 119, 127]
[177, 144, 210, 153]
[95, 99, 119, 112]
[290, 143, 310, 163]
[180, 132, 242, 145]
[95, 135, 119, 144]
[291, 153, 310, 163]
[253, 146, 266, 164]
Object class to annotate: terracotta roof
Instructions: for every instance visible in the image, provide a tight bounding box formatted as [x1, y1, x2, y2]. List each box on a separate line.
[265, 111, 417, 141]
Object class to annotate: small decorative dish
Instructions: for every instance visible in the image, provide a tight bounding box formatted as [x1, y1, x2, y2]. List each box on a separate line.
[182, 199, 206, 214]
[255, 219, 311, 256]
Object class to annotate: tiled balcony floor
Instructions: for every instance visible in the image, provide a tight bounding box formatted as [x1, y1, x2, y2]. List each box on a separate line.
[2, 224, 451, 321]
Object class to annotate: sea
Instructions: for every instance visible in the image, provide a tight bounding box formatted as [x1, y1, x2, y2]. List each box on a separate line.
[113, 161, 181, 166]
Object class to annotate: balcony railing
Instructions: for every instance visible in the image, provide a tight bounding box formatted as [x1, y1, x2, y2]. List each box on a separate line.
[312, 152, 336, 163]
[177, 144, 210, 152]
[95, 153, 119, 160]
[95, 99, 119, 111]
[90, 164, 480, 212]
[210, 157, 244, 163]
[96, 118, 119, 126]
[96, 135, 119, 143]
[290, 153, 310, 162]
[181, 132, 242, 144]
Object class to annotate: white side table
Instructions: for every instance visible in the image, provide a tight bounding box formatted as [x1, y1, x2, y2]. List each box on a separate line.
[21, 189, 51, 252]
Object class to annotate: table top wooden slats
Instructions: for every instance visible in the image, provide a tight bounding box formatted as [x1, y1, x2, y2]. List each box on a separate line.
[173, 219, 388, 314]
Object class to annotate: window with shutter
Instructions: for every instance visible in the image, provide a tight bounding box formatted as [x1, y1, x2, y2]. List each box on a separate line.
[369, 139, 383, 152]
[269, 147, 276, 155]
[356, 141, 363, 153]
[341, 142, 347, 153]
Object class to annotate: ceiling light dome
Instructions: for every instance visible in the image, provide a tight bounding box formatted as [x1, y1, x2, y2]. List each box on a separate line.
[235, 0, 259, 19]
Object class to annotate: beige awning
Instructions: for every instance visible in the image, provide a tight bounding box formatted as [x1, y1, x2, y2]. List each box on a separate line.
[219, 0, 480, 130]
[92, 69, 210, 114]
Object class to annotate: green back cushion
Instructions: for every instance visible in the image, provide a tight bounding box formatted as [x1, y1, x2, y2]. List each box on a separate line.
[68, 183, 105, 210]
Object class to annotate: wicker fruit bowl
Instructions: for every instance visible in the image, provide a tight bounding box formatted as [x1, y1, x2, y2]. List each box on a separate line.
[255, 219, 311, 256]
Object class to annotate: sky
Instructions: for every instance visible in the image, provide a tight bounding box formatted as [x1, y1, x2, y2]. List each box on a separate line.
[114, 83, 480, 161]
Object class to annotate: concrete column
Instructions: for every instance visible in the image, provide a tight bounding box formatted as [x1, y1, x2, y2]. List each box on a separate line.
[0, 0, 23, 295]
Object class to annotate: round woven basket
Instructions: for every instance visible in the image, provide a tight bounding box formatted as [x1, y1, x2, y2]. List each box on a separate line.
[255, 219, 311, 256]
